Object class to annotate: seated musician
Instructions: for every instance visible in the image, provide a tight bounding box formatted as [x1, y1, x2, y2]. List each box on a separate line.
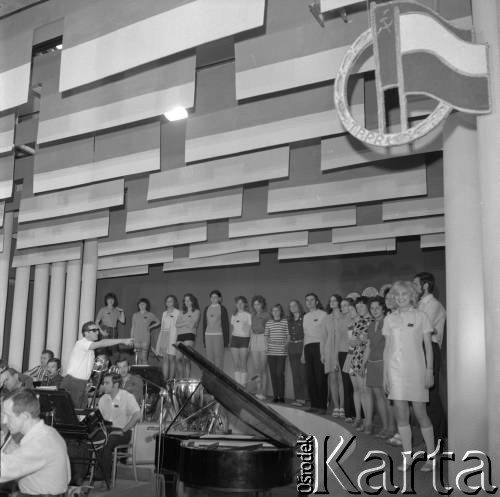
[44, 358, 63, 388]
[117, 357, 143, 405]
[97, 373, 142, 484]
[0, 368, 33, 400]
[60, 322, 133, 409]
[0, 390, 71, 496]
[24, 349, 54, 384]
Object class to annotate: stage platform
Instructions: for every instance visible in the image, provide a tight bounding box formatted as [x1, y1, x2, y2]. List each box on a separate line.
[89, 402, 439, 496]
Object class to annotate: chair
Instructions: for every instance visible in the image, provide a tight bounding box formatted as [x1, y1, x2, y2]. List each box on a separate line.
[111, 422, 157, 487]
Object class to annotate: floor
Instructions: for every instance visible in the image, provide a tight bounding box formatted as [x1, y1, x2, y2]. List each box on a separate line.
[85, 405, 440, 496]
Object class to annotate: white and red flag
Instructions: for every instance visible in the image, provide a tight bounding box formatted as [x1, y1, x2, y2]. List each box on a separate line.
[371, 0, 490, 114]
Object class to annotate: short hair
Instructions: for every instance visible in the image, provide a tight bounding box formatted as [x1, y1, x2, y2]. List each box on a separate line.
[137, 298, 151, 311]
[103, 372, 122, 388]
[41, 349, 54, 359]
[47, 358, 61, 370]
[271, 303, 285, 320]
[104, 293, 118, 307]
[391, 280, 418, 307]
[326, 294, 343, 314]
[82, 321, 97, 335]
[415, 272, 436, 295]
[234, 296, 249, 314]
[209, 289, 222, 299]
[165, 294, 179, 309]
[305, 292, 324, 310]
[8, 389, 40, 418]
[182, 293, 199, 313]
[355, 296, 370, 308]
[368, 296, 387, 316]
[251, 295, 267, 312]
[287, 299, 304, 319]
[116, 357, 130, 366]
[4, 367, 19, 377]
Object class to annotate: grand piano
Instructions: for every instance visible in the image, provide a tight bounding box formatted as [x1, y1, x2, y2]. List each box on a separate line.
[155, 343, 305, 496]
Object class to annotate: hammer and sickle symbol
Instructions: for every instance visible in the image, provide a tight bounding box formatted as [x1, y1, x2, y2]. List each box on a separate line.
[377, 9, 394, 34]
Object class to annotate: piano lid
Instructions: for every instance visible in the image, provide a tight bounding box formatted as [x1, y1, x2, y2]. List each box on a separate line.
[175, 343, 304, 448]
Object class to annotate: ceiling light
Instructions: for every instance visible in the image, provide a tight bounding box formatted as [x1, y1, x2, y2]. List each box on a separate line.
[164, 106, 188, 121]
[55, 44, 63, 50]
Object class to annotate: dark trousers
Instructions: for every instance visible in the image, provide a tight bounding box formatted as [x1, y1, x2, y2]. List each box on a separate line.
[288, 343, 308, 400]
[268, 355, 286, 400]
[427, 342, 446, 442]
[304, 343, 327, 410]
[100, 430, 132, 482]
[338, 351, 356, 419]
[60, 375, 88, 409]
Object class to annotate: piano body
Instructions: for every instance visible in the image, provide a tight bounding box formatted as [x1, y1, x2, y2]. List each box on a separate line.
[155, 343, 304, 495]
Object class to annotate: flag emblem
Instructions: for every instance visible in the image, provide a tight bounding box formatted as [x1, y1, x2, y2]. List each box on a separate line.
[334, 0, 491, 147]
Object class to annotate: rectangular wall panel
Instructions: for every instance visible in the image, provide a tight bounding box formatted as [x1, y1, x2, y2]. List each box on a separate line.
[126, 192, 243, 232]
[98, 224, 207, 256]
[97, 265, 149, 279]
[236, 48, 373, 101]
[279, 238, 396, 260]
[321, 134, 442, 171]
[60, 0, 266, 91]
[0, 154, 14, 200]
[0, 63, 31, 112]
[382, 196, 444, 221]
[229, 208, 356, 238]
[19, 179, 124, 223]
[320, 0, 364, 12]
[12, 244, 82, 268]
[332, 216, 445, 243]
[185, 107, 363, 163]
[0, 114, 15, 154]
[164, 251, 260, 272]
[420, 233, 445, 248]
[268, 166, 427, 213]
[148, 147, 289, 200]
[189, 232, 308, 259]
[16, 211, 110, 250]
[98, 248, 173, 270]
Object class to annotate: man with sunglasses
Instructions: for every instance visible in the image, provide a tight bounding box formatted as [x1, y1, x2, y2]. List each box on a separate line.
[60, 321, 133, 409]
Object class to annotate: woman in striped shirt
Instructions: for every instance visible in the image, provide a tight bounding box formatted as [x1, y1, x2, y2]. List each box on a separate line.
[265, 304, 289, 403]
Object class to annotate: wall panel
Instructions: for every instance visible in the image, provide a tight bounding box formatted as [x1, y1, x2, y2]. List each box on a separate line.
[164, 251, 259, 272]
[98, 248, 173, 270]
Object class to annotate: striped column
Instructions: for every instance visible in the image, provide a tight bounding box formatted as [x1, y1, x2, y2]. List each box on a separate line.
[0, 211, 13, 356]
[443, 113, 488, 481]
[79, 239, 98, 328]
[61, 258, 82, 372]
[472, 0, 500, 468]
[8, 265, 30, 371]
[46, 261, 66, 356]
[28, 263, 50, 368]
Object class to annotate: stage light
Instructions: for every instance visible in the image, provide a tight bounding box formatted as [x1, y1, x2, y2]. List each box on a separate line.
[164, 106, 188, 121]
[55, 44, 63, 50]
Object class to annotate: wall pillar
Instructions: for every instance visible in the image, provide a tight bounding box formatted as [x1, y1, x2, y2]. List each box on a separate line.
[28, 263, 50, 368]
[471, 0, 500, 467]
[442, 113, 488, 481]
[61, 258, 82, 372]
[0, 212, 14, 356]
[46, 261, 66, 357]
[79, 239, 98, 329]
[8, 265, 30, 370]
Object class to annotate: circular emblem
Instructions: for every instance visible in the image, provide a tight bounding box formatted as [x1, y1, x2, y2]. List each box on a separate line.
[334, 28, 452, 147]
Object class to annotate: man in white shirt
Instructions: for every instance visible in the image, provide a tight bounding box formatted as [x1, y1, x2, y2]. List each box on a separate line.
[97, 372, 142, 484]
[414, 272, 447, 443]
[60, 321, 134, 408]
[0, 389, 71, 496]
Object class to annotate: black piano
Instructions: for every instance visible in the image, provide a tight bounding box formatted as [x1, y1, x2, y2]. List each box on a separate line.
[155, 343, 304, 495]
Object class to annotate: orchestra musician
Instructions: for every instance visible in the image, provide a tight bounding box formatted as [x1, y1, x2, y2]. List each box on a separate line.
[0, 390, 71, 496]
[60, 322, 133, 409]
[43, 358, 63, 388]
[117, 357, 144, 405]
[96, 373, 142, 485]
[24, 350, 54, 384]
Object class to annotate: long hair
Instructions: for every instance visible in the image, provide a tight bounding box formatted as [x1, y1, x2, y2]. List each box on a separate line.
[326, 294, 342, 314]
[182, 293, 200, 313]
[233, 296, 249, 315]
[104, 292, 118, 307]
[137, 298, 151, 311]
[251, 295, 267, 313]
[271, 304, 285, 321]
[305, 292, 324, 310]
[287, 299, 304, 320]
[391, 281, 418, 308]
